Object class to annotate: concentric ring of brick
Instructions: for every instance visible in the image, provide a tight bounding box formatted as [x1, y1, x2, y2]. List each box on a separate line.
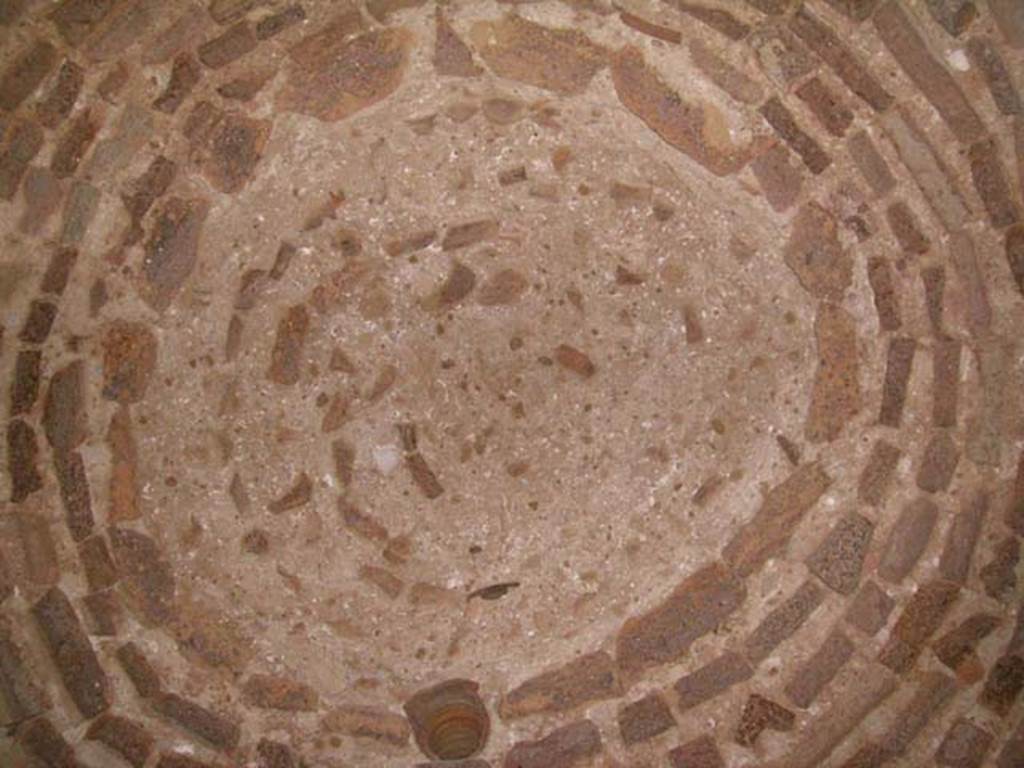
[1, 1, 1023, 768]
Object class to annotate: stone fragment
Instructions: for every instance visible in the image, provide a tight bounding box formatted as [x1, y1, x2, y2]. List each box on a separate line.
[675, 651, 753, 711]
[967, 337, 1013, 465]
[783, 204, 850, 300]
[618, 9, 681, 43]
[736, 693, 795, 747]
[17, 509, 59, 586]
[332, 440, 355, 487]
[217, 71, 273, 101]
[613, 46, 759, 176]
[7, 420, 43, 503]
[10, 349, 42, 416]
[0, 40, 57, 112]
[323, 704, 410, 745]
[479, 269, 528, 306]
[503, 720, 601, 768]
[102, 321, 157, 404]
[243, 673, 318, 711]
[617, 692, 673, 745]
[745, 580, 825, 663]
[980, 537, 1020, 599]
[109, 526, 176, 625]
[84, 103, 151, 181]
[123, 155, 177, 229]
[209, 0, 264, 24]
[19, 300, 57, 344]
[43, 360, 87, 456]
[107, 407, 141, 523]
[751, 144, 802, 213]
[806, 513, 873, 594]
[785, 629, 854, 708]
[84, 589, 120, 635]
[723, 463, 831, 576]
[879, 579, 960, 673]
[195, 110, 271, 193]
[879, 337, 915, 427]
[789, 7, 892, 111]
[617, 562, 744, 680]
[406, 452, 443, 499]
[967, 37, 1021, 115]
[866, 258, 901, 332]
[805, 303, 860, 442]
[87, 713, 154, 768]
[501, 651, 619, 719]
[980, 654, 1024, 716]
[154, 53, 200, 114]
[434, 7, 481, 77]
[256, 5, 305, 39]
[116, 641, 161, 697]
[968, 138, 1019, 229]
[32, 587, 111, 717]
[141, 196, 210, 312]
[668, 735, 725, 768]
[874, 2, 983, 144]
[916, 431, 960, 493]
[97, 62, 130, 102]
[886, 200, 930, 255]
[55, 450, 94, 541]
[751, 24, 814, 88]
[56, 180, 98, 248]
[359, 564, 402, 598]
[796, 77, 852, 137]
[555, 344, 595, 378]
[256, 739, 301, 768]
[278, 20, 412, 122]
[949, 233, 990, 334]
[198, 22, 256, 68]
[922, 266, 946, 335]
[267, 472, 312, 513]
[878, 498, 938, 583]
[442, 219, 497, 250]
[845, 581, 894, 636]
[933, 613, 1000, 672]
[155, 692, 240, 751]
[936, 718, 993, 768]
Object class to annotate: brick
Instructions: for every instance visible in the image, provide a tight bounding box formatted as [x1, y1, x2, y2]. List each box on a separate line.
[760, 97, 830, 175]
[933, 613, 1000, 672]
[886, 200, 930, 255]
[807, 513, 874, 595]
[32, 586, 111, 717]
[155, 692, 240, 751]
[936, 718, 994, 768]
[196, 110, 271, 193]
[969, 138, 1019, 229]
[109, 527, 176, 625]
[736, 693, 795, 746]
[675, 650, 753, 711]
[783, 203, 851, 300]
[0, 119, 44, 200]
[989, 0, 1024, 48]
[981, 654, 1024, 715]
[789, 7, 892, 112]
[805, 303, 861, 442]
[16, 717, 76, 768]
[751, 24, 815, 88]
[141, 196, 210, 312]
[0, 622, 49, 725]
[434, 6, 481, 76]
[256, 4, 305, 39]
[866, 258, 902, 332]
[87, 713, 154, 768]
[256, 739, 301, 768]
[966, 337, 1013, 465]
[54, 450, 93, 541]
[7, 419, 43, 503]
[967, 37, 1020, 115]
[997, 719, 1024, 767]
[723, 463, 831, 576]
[10, 349, 42, 417]
[916, 431, 960, 493]
[879, 579, 960, 673]
[925, 1, 978, 36]
[619, 10, 682, 43]
[873, 2, 983, 144]
[107, 407, 141, 523]
[877, 498, 938, 583]
[616, 562, 745, 679]
[617, 692, 673, 745]
[845, 580, 894, 635]
[19, 300, 58, 344]
[948, 232, 990, 334]
[268, 304, 309, 385]
[243, 673, 318, 711]
[938, 488, 986, 583]
[217, 71, 272, 101]
[37, 60, 84, 130]
[785, 629, 854, 708]
[668, 735, 724, 768]
[503, 720, 601, 768]
[677, 3, 749, 40]
[19, 166, 63, 236]
[0, 40, 57, 111]
[881, 110, 968, 232]
[858, 439, 901, 506]
[56, 183, 96, 253]
[797, 77, 853, 137]
[154, 53, 201, 114]
[879, 337, 915, 427]
[84, 590, 120, 636]
[278, 20, 413, 122]
[932, 338, 961, 428]
[198, 22, 256, 68]
[82, 103, 151, 181]
[980, 537, 1020, 599]
[79, 535, 118, 592]
[116, 641, 161, 698]
[101, 321, 157, 404]
[921, 265, 945, 334]
[501, 651, 620, 719]
[41, 247, 78, 297]
[745, 580, 825, 663]
[880, 671, 957, 758]
[688, 39, 761, 104]
[51, 109, 100, 178]
[751, 143, 802, 212]
[17, 509, 59, 586]
[123, 155, 177, 228]
[323, 704, 410, 745]
[848, 131, 895, 198]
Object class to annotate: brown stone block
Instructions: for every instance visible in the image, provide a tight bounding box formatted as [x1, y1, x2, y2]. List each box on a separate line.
[736, 693, 794, 747]
[141, 196, 210, 313]
[116, 641, 162, 698]
[760, 97, 830, 175]
[7, 420, 43, 503]
[796, 77, 853, 137]
[936, 717, 994, 768]
[668, 734, 725, 768]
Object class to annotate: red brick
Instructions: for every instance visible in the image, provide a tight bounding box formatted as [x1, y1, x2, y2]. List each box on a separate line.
[980, 537, 1019, 599]
[805, 303, 861, 442]
[154, 692, 240, 752]
[723, 463, 831, 576]
[789, 7, 892, 112]
[51, 109, 100, 178]
[785, 629, 854, 708]
[78, 535, 118, 592]
[19, 300, 58, 344]
[879, 337, 915, 427]
[760, 97, 830, 174]
[37, 60, 84, 130]
[886, 200, 930, 255]
[243, 673, 318, 711]
[32, 586, 111, 717]
[154, 53, 200, 114]
[503, 720, 601, 768]
[83, 590, 120, 636]
[616, 562, 745, 679]
[967, 37, 1021, 115]
[845, 580, 894, 635]
[866, 258, 902, 332]
[617, 692, 674, 745]
[932, 613, 1001, 672]
[969, 138, 1020, 229]
[434, 6, 482, 76]
[797, 77, 853, 137]
[501, 651, 620, 719]
[751, 143, 802, 213]
[0, 622, 50, 725]
[141, 196, 210, 312]
[744, 580, 825, 663]
[323, 704, 411, 745]
[256, 5, 305, 39]
[932, 338, 961, 427]
[0, 119, 44, 200]
[10, 348, 42, 416]
[668, 735, 725, 768]
[873, 2, 983, 144]
[7, 419, 43, 503]
[879, 579, 960, 673]
[0, 40, 57, 112]
[40, 247, 78, 297]
[783, 203, 851, 300]
[16, 716, 77, 768]
[116, 641, 162, 698]
[751, 24, 815, 88]
[877, 498, 938, 583]
[675, 650, 753, 711]
[109, 526, 176, 625]
[916, 431, 960, 493]
[807, 513, 874, 595]
[87, 713, 154, 768]
[980, 654, 1024, 716]
[880, 671, 957, 758]
[936, 718, 994, 768]
[938, 488, 986, 584]
[677, 3, 749, 40]
[736, 693, 794, 746]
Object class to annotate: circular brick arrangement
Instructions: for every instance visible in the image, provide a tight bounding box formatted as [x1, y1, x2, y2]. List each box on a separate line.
[1, 1, 1023, 768]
